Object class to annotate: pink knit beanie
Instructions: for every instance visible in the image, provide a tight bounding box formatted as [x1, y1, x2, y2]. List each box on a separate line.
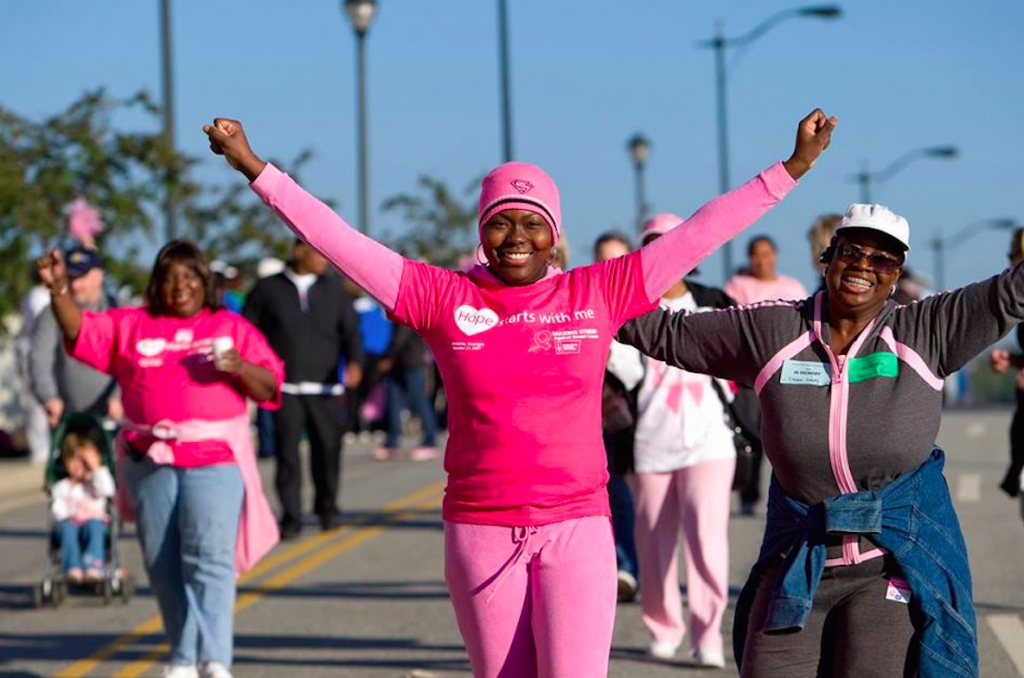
[478, 162, 562, 245]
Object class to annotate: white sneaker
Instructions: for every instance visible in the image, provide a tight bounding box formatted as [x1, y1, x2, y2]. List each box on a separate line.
[648, 639, 681, 659]
[694, 647, 726, 668]
[160, 666, 199, 678]
[199, 662, 233, 678]
[616, 570, 637, 602]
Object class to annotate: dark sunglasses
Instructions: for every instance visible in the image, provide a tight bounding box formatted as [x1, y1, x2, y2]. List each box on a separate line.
[835, 243, 903, 274]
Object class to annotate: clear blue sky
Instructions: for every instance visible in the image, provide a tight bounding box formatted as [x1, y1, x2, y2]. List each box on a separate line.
[3, 1, 1021, 291]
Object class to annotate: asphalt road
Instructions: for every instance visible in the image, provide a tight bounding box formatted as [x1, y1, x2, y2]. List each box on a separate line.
[1, 410, 1023, 677]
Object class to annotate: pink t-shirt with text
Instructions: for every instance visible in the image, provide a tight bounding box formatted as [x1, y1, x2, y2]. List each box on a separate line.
[393, 255, 656, 526]
[70, 307, 284, 466]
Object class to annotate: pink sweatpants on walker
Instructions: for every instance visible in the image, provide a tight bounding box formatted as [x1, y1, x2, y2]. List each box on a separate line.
[628, 456, 735, 654]
[444, 516, 617, 678]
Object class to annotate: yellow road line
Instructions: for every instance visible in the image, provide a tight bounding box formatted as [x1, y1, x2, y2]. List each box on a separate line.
[55, 480, 445, 678]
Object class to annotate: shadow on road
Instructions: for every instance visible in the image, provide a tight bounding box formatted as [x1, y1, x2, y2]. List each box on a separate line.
[239, 579, 450, 600]
[233, 633, 470, 672]
[0, 583, 153, 611]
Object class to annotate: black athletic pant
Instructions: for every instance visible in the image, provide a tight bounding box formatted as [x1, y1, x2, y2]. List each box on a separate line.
[1000, 388, 1024, 496]
[740, 556, 919, 678]
[273, 393, 344, 527]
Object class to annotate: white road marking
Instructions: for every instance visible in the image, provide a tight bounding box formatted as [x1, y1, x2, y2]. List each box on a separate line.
[965, 422, 988, 438]
[988, 614, 1024, 676]
[955, 474, 982, 503]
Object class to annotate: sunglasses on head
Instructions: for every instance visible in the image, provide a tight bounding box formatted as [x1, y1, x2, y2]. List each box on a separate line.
[835, 243, 903, 274]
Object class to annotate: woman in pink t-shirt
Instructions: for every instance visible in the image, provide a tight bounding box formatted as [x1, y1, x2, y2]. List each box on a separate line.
[724, 235, 809, 305]
[204, 110, 835, 677]
[36, 241, 284, 678]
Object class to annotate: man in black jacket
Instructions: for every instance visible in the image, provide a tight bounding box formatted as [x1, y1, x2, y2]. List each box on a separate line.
[244, 240, 365, 538]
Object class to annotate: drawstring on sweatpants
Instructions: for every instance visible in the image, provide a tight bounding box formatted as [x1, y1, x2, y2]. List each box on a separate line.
[485, 526, 539, 603]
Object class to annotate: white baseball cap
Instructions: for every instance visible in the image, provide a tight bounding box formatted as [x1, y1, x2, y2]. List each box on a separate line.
[836, 204, 911, 252]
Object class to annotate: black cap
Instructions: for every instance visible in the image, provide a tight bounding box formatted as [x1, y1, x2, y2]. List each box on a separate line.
[64, 246, 103, 278]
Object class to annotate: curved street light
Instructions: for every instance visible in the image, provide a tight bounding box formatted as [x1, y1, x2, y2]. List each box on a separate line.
[627, 133, 651, 232]
[852, 145, 958, 204]
[343, 0, 378, 234]
[931, 217, 1015, 291]
[699, 5, 843, 279]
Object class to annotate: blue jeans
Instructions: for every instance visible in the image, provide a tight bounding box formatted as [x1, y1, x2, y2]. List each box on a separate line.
[54, 519, 106, 572]
[123, 459, 244, 668]
[607, 472, 638, 578]
[385, 366, 438, 449]
[255, 407, 276, 459]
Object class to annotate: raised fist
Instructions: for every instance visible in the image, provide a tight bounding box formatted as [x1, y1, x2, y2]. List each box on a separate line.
[36, 250, 68, 293]
[784, 108, 838, 180]
[203, 118, 266, 182]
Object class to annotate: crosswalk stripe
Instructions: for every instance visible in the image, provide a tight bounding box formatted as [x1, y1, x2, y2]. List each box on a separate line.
[988, 614, 1024, 676]
[955, 473, 982, 503]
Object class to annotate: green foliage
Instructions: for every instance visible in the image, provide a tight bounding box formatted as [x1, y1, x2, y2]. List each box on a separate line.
[381, 174, 478, 269]
[0, 89, 305, 324]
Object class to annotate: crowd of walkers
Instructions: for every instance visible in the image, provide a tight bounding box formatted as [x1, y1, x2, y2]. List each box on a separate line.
[9, 104, 1021, 678]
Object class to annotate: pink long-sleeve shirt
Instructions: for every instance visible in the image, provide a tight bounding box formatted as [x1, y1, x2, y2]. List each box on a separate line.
[252, 162, 795, 525]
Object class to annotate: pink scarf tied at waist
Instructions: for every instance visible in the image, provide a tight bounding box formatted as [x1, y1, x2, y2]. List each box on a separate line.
[117, 414, 280, 574]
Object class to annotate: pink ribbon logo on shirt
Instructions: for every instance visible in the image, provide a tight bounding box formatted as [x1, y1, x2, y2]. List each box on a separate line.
[528, 330, 552, 353]
[454, 304, 499, 336]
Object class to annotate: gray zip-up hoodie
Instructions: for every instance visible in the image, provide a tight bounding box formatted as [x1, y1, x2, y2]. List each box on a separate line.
[618, 263, 1024, 565]
[30, 296, 118, 415]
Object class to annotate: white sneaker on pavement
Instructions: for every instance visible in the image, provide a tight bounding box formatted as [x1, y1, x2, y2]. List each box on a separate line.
[160, 665, 199, 678]
[199, 662, 233, 678]
[694, 647, 726, 668]
[616, 570, 637, 602]
[648, 639, 681, 659]
[198, 662, 233, 678]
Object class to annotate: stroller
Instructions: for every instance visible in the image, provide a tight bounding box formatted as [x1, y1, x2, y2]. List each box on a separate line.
[34, 412, 135, 607]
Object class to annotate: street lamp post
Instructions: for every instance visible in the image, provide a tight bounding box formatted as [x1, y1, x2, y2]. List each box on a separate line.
[627, 133, 651, 232]
[931, 217, 1015, 291]
[854, 146, 959, 204]
[159, 0, 176, 242]
[343, 0, 378, 235]
[497, 0, 513, 162]
[700, 5, 842, 279]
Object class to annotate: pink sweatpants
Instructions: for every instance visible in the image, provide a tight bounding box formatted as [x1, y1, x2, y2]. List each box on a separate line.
[444, 516, 617, 678]
[628, 456, 735, 654]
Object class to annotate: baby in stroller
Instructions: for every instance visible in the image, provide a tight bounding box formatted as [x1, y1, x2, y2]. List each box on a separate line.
[37, 413, 134, 607]
[50, 431, 115, 583]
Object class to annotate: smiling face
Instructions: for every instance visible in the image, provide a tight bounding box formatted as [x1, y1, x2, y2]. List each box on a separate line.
[481, 208, 554, 285]
[159, 260, 207, 318]
[826, 229, 905, 316]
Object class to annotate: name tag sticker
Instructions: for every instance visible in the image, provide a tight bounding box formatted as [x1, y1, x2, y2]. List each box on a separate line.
[848, 352, 899, 383]
[886, 576, 911, 604]
[780, 360, 831, 386]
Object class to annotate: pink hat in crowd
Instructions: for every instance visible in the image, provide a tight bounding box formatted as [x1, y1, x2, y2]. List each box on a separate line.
[639, 212, 684, 243]
[478, 162, 562, 245]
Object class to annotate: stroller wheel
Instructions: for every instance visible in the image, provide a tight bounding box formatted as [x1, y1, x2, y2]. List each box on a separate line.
[102, 579, 113, 605]
[33, 583, 46, 609]
[51, 582, 65, 608]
